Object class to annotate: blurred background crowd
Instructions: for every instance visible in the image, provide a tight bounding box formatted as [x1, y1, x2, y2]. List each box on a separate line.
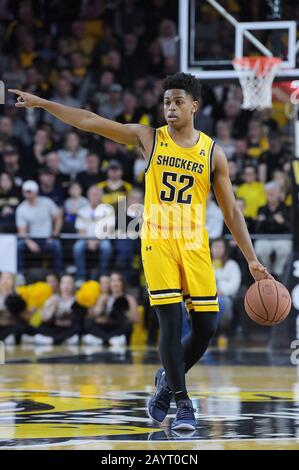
[0, 0, 294, 348]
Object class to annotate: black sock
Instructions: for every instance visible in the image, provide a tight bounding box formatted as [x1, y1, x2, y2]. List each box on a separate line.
[182, 311, 218, 372]
[174, 390, 189, 403]
[155, 303, 187, 397]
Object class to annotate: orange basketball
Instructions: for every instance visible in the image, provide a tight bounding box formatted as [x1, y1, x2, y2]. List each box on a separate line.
[244, 279, 292, 326]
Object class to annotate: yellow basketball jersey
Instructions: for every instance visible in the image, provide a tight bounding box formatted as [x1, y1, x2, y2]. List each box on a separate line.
[143, 125, 215, 236]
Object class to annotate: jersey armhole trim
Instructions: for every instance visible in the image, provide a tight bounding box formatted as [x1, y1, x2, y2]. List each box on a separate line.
[145, 128, 157, 174]
[209, 140, 215, 184]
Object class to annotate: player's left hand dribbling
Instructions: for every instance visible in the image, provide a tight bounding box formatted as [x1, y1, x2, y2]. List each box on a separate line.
[248, 260, 274, 281]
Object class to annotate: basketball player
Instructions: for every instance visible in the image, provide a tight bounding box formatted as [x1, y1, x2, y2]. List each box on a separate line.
[9, 73, 272, 431]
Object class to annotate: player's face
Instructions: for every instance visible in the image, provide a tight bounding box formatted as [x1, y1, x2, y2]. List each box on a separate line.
[163, 89, 198, 128]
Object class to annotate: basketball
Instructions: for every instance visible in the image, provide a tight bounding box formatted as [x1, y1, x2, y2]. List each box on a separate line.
[244, 279, 291, 326]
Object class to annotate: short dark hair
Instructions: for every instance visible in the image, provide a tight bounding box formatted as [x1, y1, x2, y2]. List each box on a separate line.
[163, 72, 201, 101]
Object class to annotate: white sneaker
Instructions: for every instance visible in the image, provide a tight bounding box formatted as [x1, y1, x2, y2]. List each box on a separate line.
[34, 334, 54, 345]
[109, 335, 126, 346]
[64, 334, 79, 345]
[4, 334, 15, 345]
[22, 334, 35, 344]
[82, 334, 103, 346]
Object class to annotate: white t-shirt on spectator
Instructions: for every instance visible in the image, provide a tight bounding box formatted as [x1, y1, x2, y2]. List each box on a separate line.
[214, 259, 242, 297]
[16, 196, 59, 237]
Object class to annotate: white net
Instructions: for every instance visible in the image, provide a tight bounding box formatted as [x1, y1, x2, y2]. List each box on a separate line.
[233, 57, 282, 110]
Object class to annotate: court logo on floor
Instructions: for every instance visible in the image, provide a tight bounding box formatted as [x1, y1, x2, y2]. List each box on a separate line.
[0, 389, 299, 447]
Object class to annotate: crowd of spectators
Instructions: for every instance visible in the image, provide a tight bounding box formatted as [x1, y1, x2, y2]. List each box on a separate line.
[0, 0, 294, 346]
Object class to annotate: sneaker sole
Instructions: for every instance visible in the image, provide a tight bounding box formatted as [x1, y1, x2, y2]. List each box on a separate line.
[171, 422, 196, 431]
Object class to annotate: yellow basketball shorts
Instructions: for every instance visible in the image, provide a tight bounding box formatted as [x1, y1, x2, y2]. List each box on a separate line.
[141, 223, 219, 313]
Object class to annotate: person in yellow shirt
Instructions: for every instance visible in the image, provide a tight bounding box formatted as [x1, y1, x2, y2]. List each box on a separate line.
[236, 165, 266, 219]
[97, 160, 132, 209]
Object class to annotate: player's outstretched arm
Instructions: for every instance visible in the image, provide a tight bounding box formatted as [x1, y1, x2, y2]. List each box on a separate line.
[212, 144, 273, 281]
[8, 89, 153, 147]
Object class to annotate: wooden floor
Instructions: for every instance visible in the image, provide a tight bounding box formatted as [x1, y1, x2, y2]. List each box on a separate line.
[0, 344, 299, 450]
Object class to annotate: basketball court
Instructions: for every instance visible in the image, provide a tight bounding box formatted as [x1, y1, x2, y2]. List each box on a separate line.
[0, 345, 299, 450]
[1, 0, 299, 452]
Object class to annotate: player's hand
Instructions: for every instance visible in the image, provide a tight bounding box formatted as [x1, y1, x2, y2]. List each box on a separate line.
[248, 260, 274, 281]
[8, 89, 43, 109]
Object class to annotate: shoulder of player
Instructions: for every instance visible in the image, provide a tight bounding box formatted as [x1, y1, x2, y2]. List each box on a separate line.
[211, 144, 229, 175]
[135, 125, 155, 147]
[133, 125, 155, 158]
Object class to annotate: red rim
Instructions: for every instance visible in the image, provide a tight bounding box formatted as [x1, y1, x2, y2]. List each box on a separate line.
[233, 56, 282, 75]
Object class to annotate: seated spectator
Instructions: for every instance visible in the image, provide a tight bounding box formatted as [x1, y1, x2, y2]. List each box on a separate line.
[146, 40, 164, 79]
[77, 153, 105, 194]
[26, 128, 53, 173]
[214, 120, 235, 159]
[105, 50, 123, 83]
[259, 133, 287, 182]
[273, 169, 292, 207]
[119, 34, 147, 87]
[115, 187, 143, 284]
[206, 192, 224, 240]
[3, 102, 33, 149]
[43, 78, 80, 139]
[0, 172, 22, 232]
[0, 273, 16, 343]
[38, 168, 65, 207]
[228, 160, 242, 192]
[97, 160, 132, 209]
[158, 19, 177, 59]
[19, 34, 38, 68]
[45, 151, 71, 189]
[211, 238, 242, 346]
[255, 181, 291, 278]
[58, 131, 88, 180]
[231, 139, 249, 167]
[3, 293, 36, 344]
[84, 271, 138, 346]
[246, 120, 269, 159]
[36, 275, 80, 345]
[16, 180, 63, 276]
[236, 165, 266, 220]
[46, 273, 60, 295]
[235, 197, 256, 234]
[64, 182, 88, 230]
[0, 146, 27, 186]
[0, 116, 22, 150]
[100, 83, 124, 120]
[73, 186, 114, 281]
[102, 139, 133, 182]
[116, 91, 150, 128]
[1, 57, 26, 91]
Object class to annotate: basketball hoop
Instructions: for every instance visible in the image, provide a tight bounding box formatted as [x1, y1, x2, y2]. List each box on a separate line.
[233, 56, 282, 110]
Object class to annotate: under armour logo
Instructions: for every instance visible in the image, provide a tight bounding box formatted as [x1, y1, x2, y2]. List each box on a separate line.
[200, 149, 206, 156]
[146, 246, 152, 251]
[160, 142, 168, 147]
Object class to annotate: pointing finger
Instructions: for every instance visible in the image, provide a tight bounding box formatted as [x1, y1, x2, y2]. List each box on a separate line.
[8, 89, 23, 95]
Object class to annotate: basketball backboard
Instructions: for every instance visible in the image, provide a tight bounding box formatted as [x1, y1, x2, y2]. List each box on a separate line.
[179, 0, 299, 81]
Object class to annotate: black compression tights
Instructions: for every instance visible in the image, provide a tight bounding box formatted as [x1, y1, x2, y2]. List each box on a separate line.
[155, 303, 218, 396]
